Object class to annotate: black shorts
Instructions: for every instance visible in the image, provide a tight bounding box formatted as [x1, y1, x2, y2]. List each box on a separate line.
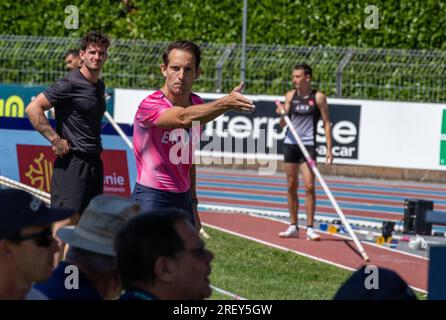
[283, 144, 316, 164]
[51, 151, 103, 214]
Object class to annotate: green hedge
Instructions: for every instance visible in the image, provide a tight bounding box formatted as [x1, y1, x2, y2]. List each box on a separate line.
[1, 0, 445, 49]
[1, 1, 445, 102]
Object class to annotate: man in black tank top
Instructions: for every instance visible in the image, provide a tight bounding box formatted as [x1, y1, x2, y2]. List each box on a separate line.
[275, 63, 333, 241]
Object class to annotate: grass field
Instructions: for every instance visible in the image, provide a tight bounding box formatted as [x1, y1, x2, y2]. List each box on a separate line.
[206, 225, 427, 300]
[205, 226, 352, 300]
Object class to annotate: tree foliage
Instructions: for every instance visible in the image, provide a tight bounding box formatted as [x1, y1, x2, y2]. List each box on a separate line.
[1, 0, 445, 49]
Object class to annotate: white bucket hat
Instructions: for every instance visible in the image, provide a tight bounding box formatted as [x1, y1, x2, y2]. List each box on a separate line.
[57, 195, 140, 256]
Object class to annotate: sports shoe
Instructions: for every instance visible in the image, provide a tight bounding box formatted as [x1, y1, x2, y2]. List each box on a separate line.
[306, 227, 321, 241]
[278, 224, 299, 238]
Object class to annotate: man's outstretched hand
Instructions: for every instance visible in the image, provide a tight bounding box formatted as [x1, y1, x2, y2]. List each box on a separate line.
[221, 82, 255, 113]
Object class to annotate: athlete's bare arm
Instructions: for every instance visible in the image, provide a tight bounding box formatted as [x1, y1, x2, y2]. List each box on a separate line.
[316, 91, 333, 165]
[275, 90, 294, 128]
[155, 83, 255, 129]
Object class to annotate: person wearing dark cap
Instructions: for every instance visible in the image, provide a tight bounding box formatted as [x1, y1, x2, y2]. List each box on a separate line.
[27, 194, 140, 300]
[333, 265, 418, 300]
[0, 189, 75, 300]
[115, 209, 213, 300]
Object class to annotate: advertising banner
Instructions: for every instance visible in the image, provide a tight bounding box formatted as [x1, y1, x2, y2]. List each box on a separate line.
[16, 145, 131, 196]
[0, 84, 115, 120]
[0, 84, 46, 118]
[317, 104, 361, 160]
[0, 117, 135, 195]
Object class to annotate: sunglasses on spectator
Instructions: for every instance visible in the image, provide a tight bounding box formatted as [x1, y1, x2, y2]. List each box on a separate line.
[7, 228, 54, 247]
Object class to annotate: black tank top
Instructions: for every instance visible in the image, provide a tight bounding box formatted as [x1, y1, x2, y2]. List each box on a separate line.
[284, 90, 320, 146]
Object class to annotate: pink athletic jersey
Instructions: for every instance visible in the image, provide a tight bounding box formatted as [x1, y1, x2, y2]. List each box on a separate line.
[133, 90, 203, 193]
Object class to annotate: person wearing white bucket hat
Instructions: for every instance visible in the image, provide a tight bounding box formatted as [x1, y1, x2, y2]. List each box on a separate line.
[26, 194, 140, 300]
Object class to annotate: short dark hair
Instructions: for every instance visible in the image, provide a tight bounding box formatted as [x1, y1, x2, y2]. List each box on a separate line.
[294, 63, 312, 78]
[114, 209, 190, 289]
[162, 40, 201, 70]
[65, 246, 117, 275]
[64, 49, 79, 59]
[80, 31, 110, 51]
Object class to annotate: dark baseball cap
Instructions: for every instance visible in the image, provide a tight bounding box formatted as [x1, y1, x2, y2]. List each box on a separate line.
[0, 189, 75, 239]
[333, 265, 417, 300]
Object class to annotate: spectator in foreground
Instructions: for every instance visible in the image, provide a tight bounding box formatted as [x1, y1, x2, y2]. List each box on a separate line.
[27, 194, 140, 300]
[0, 189, 75, 299]
[115, 209, 214, 300]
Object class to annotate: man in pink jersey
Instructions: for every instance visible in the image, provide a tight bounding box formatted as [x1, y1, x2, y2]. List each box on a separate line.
[132, 40, 255, 230]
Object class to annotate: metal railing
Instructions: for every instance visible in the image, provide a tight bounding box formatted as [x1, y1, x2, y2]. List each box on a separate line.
[0, 34, 445, 102]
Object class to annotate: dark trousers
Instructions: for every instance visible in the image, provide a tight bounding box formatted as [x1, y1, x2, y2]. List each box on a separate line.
[131, 183, 194, 226]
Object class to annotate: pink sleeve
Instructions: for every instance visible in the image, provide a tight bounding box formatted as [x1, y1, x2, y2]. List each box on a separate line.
[191, 94, 204, 106]
[135, 97, 169, 128]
